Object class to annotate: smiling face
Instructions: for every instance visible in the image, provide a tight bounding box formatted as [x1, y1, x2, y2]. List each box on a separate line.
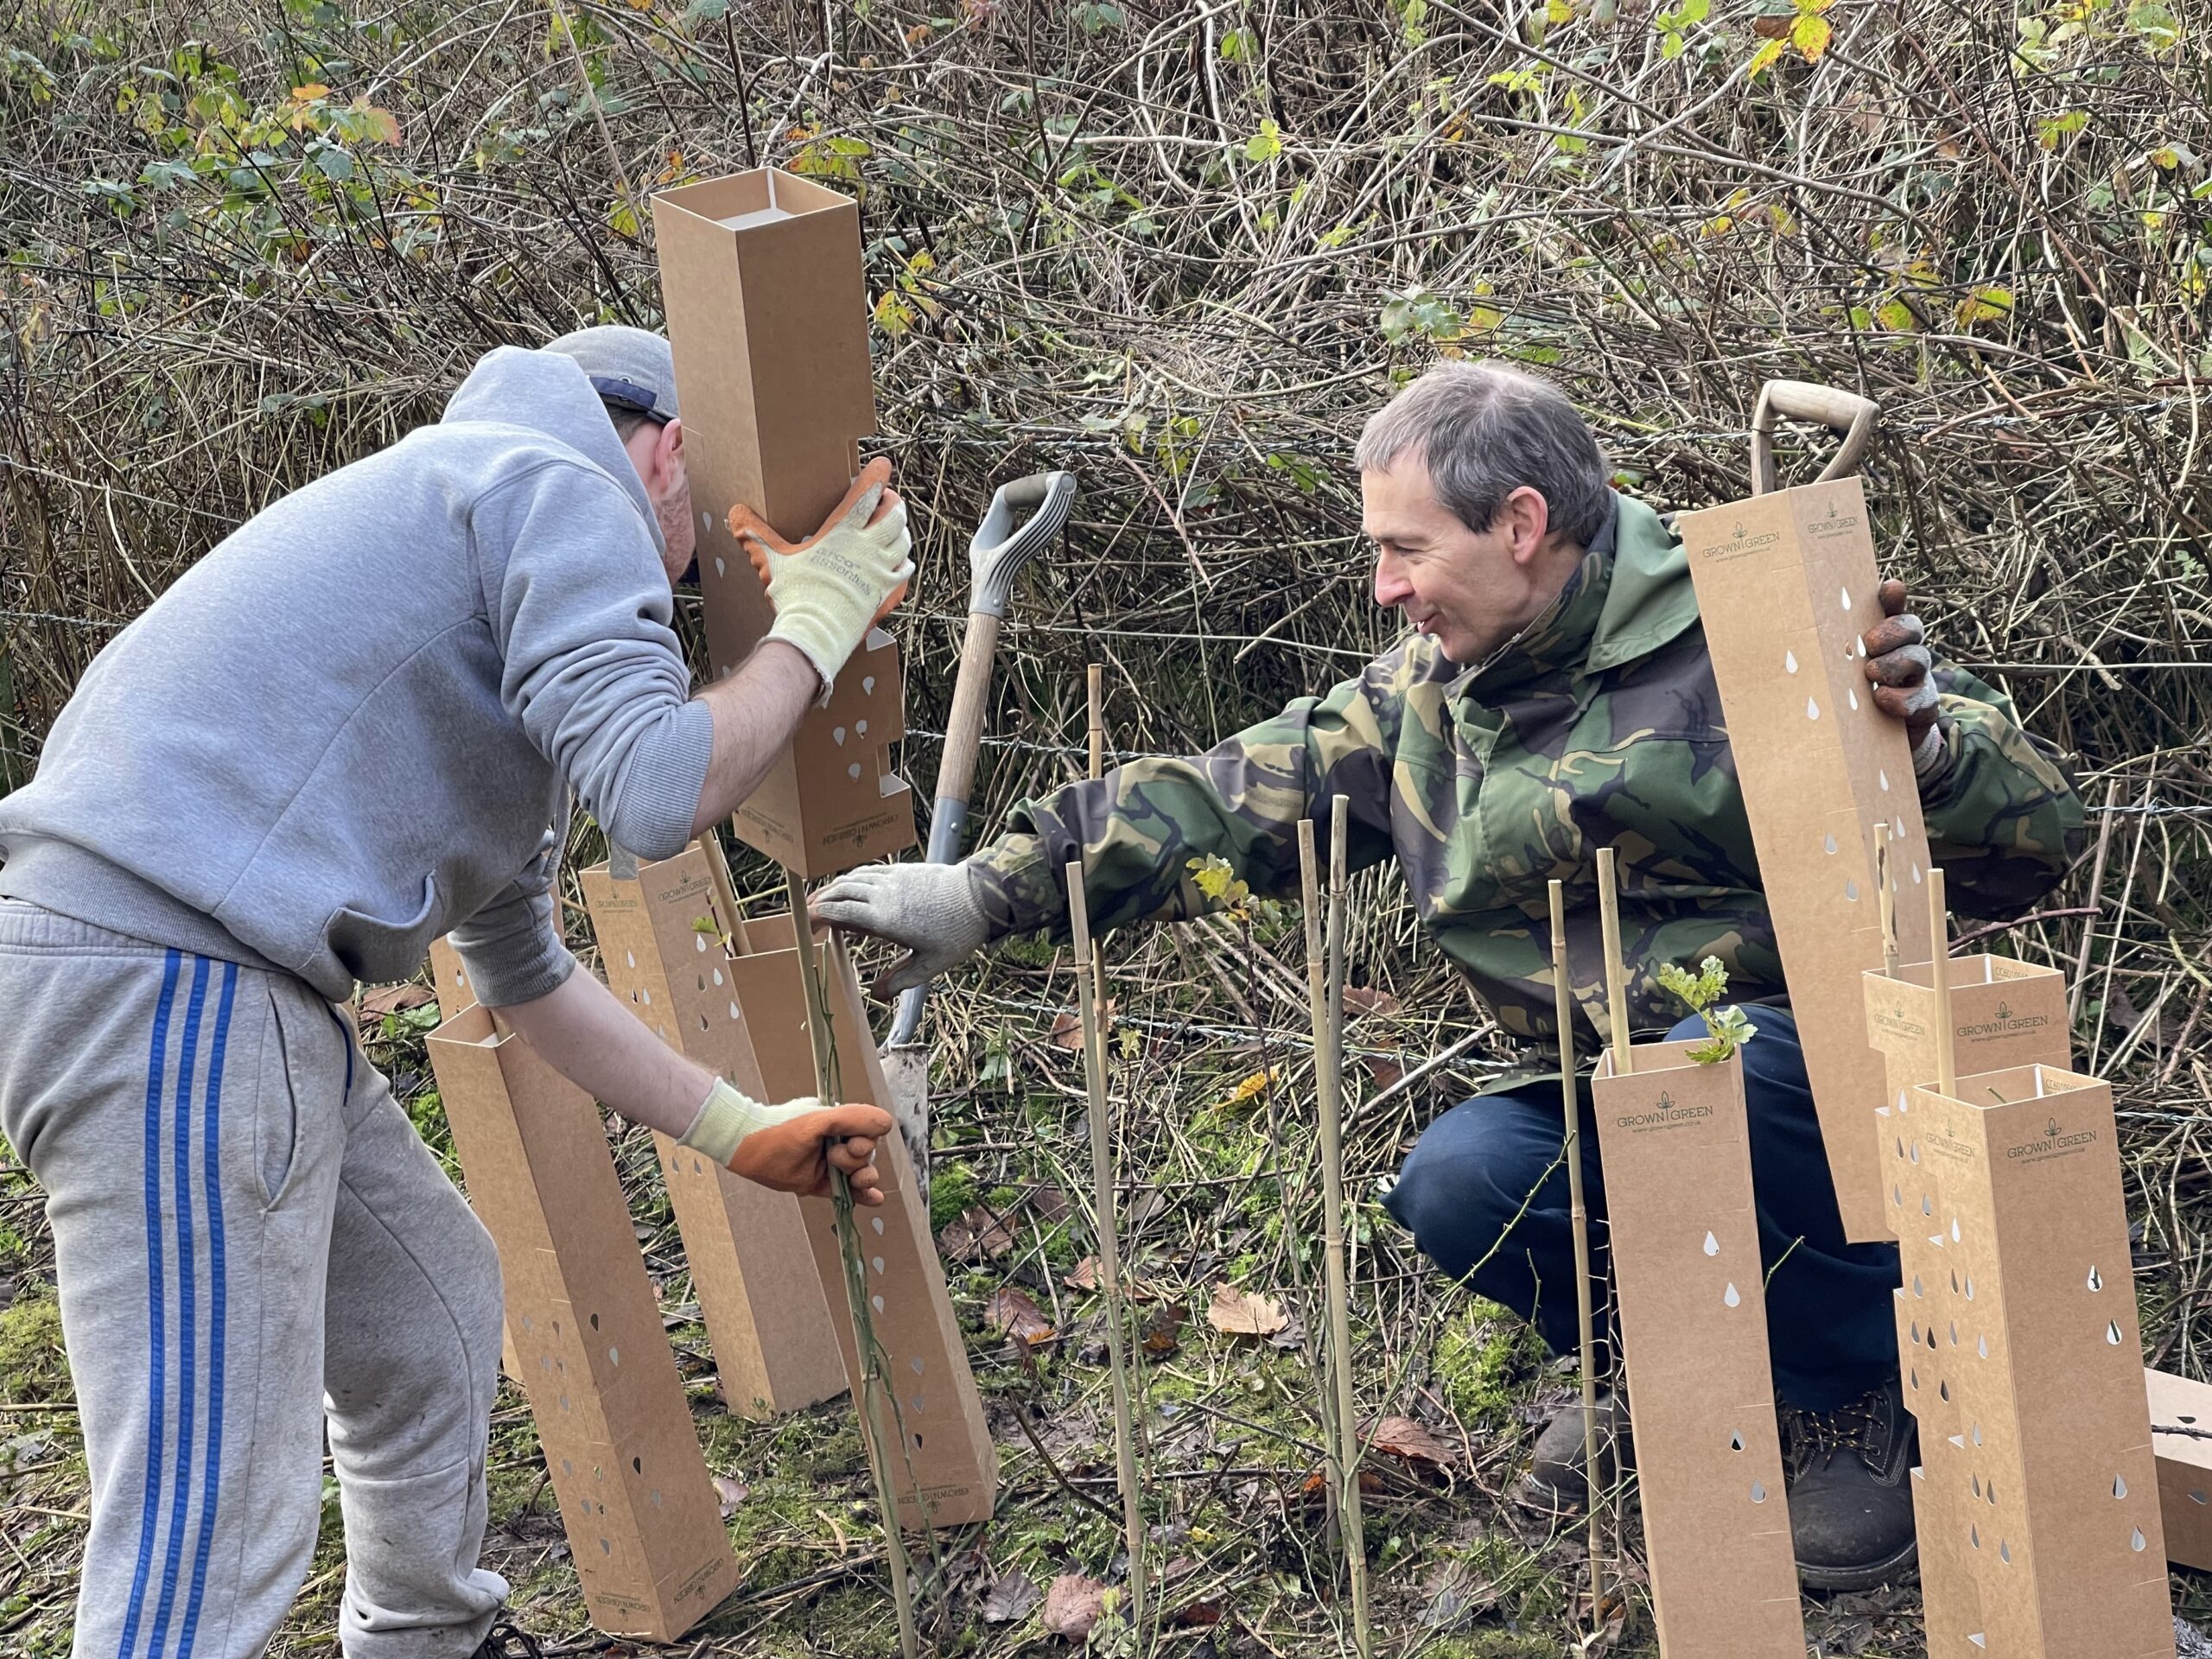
[1361, 452, 1580, 666]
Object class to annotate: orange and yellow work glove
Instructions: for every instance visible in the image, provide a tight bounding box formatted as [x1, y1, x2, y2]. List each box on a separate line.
[728, 457, 914, 696]
[678, 1077, 895, 1205]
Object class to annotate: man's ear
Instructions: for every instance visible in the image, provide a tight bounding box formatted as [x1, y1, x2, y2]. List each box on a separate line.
[1502, 485, 1552, 566]
[653, 416, 685, 490]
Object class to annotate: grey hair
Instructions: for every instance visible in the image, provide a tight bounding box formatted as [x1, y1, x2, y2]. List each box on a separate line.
[1354, 360, 1612, 549]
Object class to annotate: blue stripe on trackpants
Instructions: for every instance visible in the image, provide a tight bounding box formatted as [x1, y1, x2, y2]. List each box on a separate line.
[118, 950, 182, 1659]
[177, 961, 236, 1659]
[147, 956, 212, 1656]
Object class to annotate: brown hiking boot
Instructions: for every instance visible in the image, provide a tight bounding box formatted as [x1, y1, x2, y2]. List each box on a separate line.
[1781, 1380, 1919, 1591]
[1518, 1392, 1632, 1513]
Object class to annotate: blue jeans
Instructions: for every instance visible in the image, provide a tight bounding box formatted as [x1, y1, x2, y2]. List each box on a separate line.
[1382, 1007, 1901, 1413]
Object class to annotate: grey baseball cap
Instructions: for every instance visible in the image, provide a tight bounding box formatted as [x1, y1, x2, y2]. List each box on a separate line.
[543, 324, 679, 424]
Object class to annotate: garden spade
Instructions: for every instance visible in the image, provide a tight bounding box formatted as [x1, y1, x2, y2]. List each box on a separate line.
[880, 469, 1077, 1192]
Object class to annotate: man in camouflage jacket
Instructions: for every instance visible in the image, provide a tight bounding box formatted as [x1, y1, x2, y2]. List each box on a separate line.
[818, 361, 2082, 1592]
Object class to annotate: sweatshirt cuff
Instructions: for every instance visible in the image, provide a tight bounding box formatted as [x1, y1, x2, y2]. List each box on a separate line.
[606, 698, 715, 861]
[965, 836, 1062, 941]
[457, 937, 577, 1009]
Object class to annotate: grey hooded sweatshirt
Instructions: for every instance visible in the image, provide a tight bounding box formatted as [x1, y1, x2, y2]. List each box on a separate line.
[0, 346, 714, 1006]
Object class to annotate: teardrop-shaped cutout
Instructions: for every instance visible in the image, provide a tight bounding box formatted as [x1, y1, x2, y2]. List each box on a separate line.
[1751, 1480, 1767, 1503]
[1965, 1274, 1975, 1300]
[2115, 1475, 2128, 1498]
[1952, 1217, 1961, 1243]
[1973, 1474, 1983, 1497]
[2107, 1320, 2124, 1344]
[1979, 1335, 1990, 1359]
[1848, 686, 1861, 711]
[1879, 768, 1891, 791]
[1911, 1321, 1923, 1345]
[1840, 586, 1852, 610]
[1846, 878, 1860, 901]
[1949, 1320, 1960, 1346]
[1999, 1540, 2012, 1563]
[1703, 1230, 1720, 1257]
[1912, 1274, 1924, 1298]
[1986, 1479, 1997, 1504]
[1730, 1432, 1745, 1452]
[1785, 649, 1799, 674]
[1724, 1282, 1742, 1307]
[1825, 833, 1839, 855]
[1807, 696, 1821, 721]
[1894, 1185, 1904, 1208]
[1970, 1524, 1980, 1548]
[1973, 1422, 1985, 1446]
[2088, 1266, 2104, 1292]
[2133, 1527, 2148, 1552]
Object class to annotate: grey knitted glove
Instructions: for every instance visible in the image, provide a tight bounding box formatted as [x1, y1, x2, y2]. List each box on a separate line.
[811, 861, 993, 996]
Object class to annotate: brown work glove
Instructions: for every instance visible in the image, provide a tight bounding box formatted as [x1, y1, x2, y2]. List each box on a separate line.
[681, 1078, 895, 1205]
[1861, 578, 1945, 773]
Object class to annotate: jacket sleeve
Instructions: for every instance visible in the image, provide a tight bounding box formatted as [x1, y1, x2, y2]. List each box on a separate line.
[448, 819, 578, 1007]
[473, 462, 714, 861]
[965, 658, 1407, 942]
[1916, 660, 2086, 920]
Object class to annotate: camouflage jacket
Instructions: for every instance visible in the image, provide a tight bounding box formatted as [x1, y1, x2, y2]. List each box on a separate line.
[968, 493, 2084, 1067]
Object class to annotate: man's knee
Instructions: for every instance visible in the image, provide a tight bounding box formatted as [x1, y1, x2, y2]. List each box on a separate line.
[1386, 1102, 1558, 1280]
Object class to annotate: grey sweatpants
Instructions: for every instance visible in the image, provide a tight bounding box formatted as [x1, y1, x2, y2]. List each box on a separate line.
[0, 900, 508, 1658]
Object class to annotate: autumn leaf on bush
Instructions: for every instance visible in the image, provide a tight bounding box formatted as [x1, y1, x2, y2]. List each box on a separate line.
[1206, 1282, 1287, 1338]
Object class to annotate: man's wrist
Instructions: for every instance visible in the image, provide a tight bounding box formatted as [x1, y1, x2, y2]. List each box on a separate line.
[681, 1077, 817, 1166]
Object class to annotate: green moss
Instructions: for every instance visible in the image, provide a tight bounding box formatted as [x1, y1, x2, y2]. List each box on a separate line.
[1433, 1300, 1545, 1428]
[0, 1287, 68, 1403]
[1416, 1635, 1561, 1658]
[929, 1161, 980, 1232]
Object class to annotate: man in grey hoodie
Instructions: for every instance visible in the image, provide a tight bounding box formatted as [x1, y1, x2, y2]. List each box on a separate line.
[0, 327, 908, 1658]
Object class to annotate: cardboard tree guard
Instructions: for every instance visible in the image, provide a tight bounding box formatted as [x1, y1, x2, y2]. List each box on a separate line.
[1894, 1059, 2172, 1657]
[706, 903, 997, 1529]
[424, 1005, 739, 1641]
[1591, 1042, 1803, 1656]
[582, 842, 996, 1529]
[1676, 474, 1935, 1243]
[581, 852, 849, 1419]
[654, 167, 915, 879]
[2145, 1367, 2212, 1572]
[1864, 953, 2069, 1648]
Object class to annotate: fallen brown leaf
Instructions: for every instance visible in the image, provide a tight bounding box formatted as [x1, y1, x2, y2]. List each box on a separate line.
[360, 982, 435, 1024]
[939, 1205, 1015, 1262]
[1341, 985, 1402, 1018]
[986, 1285, 1056, 1345]
[1049, 1010, 1084, 1050]
[711, 1474, 748, 1517]
[1139, 1302, 1186, 1357]
[1360, 1053, 1406, 1091]
[1064, 1257, 1157, 1301]
[1173, 1599, 1224, 1628]
[981, 1569, 1041, 1624]
[1041, 1573, 1108, 1638]
[1206, 1282, 1288, 1338]
[1370, 1414, 1458, 1469]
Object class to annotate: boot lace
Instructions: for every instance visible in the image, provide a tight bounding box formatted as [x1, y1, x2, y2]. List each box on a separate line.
[472, 1624, 543, 1659]
[1783, 1386, 1898, 1479]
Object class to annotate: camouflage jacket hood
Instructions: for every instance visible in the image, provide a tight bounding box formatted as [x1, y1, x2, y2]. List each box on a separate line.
[968, 493, 2083, 1070]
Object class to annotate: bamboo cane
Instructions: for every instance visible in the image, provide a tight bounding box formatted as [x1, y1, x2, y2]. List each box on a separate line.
[1929, 868, 1955, 1096]
[1874, 823, 1898, 981]
[1297, 808, 1370, 1657]
[1594, 848, 1631, 1076]
[1066, 861, 1146, 1626]
[782, 868, 919, 1659]
[1548, 878, 1605, 1611]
